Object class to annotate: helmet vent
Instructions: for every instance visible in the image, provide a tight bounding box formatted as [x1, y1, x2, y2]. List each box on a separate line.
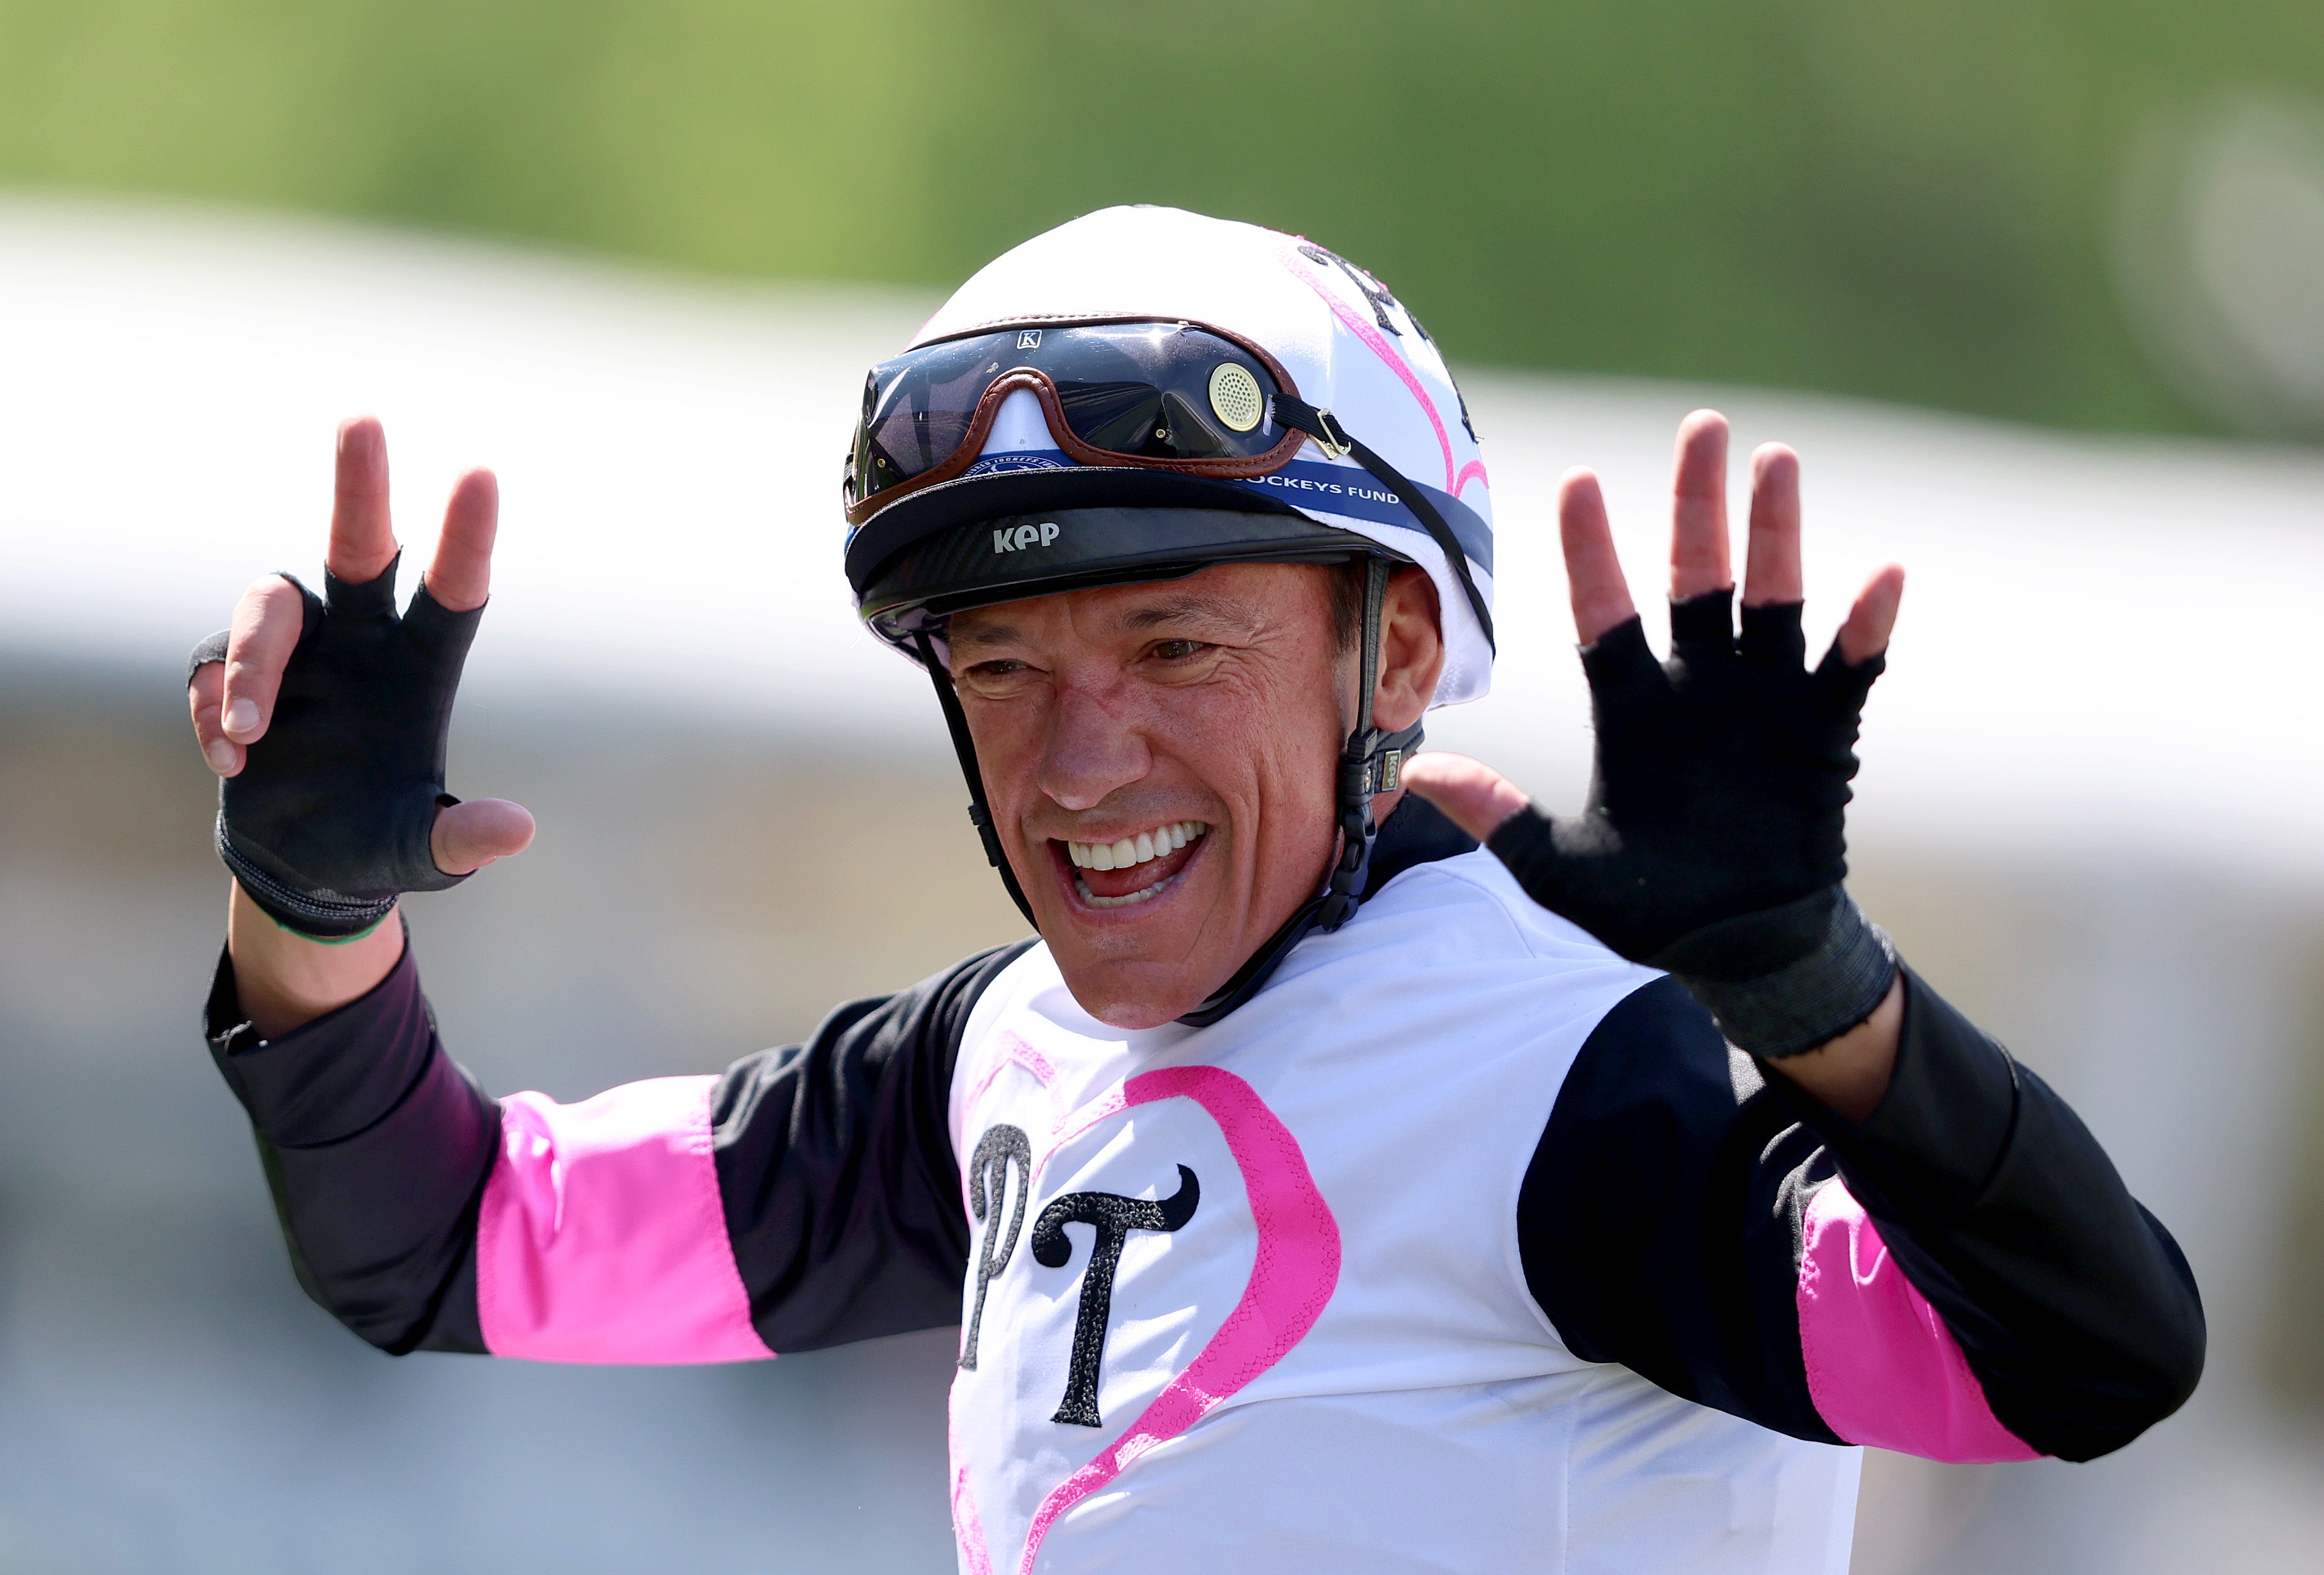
[1207, 362, 1265, 432]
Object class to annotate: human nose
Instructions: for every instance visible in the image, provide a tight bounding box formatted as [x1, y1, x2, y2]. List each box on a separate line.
[1036, 682, 1153, 812]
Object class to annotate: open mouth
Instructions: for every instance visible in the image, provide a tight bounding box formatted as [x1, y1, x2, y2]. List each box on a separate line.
[1056, 821, 1210, 911]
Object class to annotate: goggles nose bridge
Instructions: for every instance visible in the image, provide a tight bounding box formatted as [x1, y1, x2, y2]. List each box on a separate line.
[845, 321, 1314, 526]
[972, 365, 1079, 458]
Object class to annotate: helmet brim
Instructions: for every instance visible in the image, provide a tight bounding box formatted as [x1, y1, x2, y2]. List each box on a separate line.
[857, 498, 1398, 656]
[849, 464, 1409, 656]
[843, 465, 1317, 591]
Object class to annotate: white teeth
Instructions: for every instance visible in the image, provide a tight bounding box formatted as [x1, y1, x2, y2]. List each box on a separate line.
[1063, 821, 1209, 876]
[1076, 875, 1168, 909]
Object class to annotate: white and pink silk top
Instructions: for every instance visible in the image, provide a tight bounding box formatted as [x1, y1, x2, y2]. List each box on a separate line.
[944, 853, 1952, 1574]
[204, 813, 2204, 1575]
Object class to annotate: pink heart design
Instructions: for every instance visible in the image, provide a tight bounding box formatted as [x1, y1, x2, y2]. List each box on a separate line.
[952, 1057, 1343, 1574]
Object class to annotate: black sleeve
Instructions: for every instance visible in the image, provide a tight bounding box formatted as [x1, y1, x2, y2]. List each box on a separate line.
[204, 931, 1034, 1357]
[712, 941, 1034, 1352]
[1802, 970, 2205, 1460]
[205, 933, 499, 1354]
[1518, 968, 2204, 1461]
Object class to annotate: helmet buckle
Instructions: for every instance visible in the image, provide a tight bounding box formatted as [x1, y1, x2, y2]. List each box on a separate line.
[1309, 406, 1355, 461]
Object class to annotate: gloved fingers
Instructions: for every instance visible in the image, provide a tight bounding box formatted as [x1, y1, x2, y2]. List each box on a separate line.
[1835, 563, 1905, 666]
[1668, 410, 1733, 602]
[1738, 599, 1807, 670]
[187, 656, 240, 777]
[422, 466, 498, 614]
[430, 796, 536, 875]
[1814, 636, 1889, 714]
[1741, 442, 1805, 610]
[323, 552, 401, 618]
[215, 573, 308, 755]
[185, 629, 229, 687]
[1399, 751, 1532, 843]
[1558, 467, 1639, 646]
[1668, 586, 1736, 661]
[402, 572, 488, 662]
[326, 417, 400, 591]
[1578, 615, 1665, 702]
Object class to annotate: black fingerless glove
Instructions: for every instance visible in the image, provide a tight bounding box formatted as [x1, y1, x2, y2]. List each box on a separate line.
[187, 554, 481, 939]
[1486, 591, 1895, 1057]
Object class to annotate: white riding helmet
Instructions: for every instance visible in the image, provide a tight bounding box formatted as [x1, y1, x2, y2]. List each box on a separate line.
[844, 204, 1495, 703]
[839, 206, 1498, 1021]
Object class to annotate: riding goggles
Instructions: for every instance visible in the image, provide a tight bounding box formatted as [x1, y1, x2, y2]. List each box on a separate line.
[843, 319, 1314, 527]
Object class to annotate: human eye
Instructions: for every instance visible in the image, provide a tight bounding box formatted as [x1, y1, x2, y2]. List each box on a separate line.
[1147, 639, 1212, 663]
[958, 656, 1039, 698]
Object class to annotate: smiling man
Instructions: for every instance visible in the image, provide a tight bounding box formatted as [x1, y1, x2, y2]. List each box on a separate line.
[937, 562, 1433, 1026]
[189, 208, 2202, 1574]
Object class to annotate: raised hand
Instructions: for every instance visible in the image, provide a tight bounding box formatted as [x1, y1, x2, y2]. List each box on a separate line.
[187, 418, 534, 941]
[1404, 410, 1904, 1062]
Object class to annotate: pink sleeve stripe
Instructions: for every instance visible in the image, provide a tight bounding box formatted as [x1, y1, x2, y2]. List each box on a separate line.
[477, 1075, 774, 1365]
[1796, 1180, 2039, 1461]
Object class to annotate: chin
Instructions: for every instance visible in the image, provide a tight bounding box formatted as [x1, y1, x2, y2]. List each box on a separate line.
[1078, 987, 1202, 1033]
[1022, 828, 1239, 1030]
[1047, 939, 1225, 1032]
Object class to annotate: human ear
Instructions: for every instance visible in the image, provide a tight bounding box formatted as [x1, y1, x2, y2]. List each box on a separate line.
[1372, 566, 1444, 732]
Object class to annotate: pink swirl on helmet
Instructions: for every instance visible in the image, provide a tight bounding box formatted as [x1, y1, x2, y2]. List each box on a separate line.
[1277, 240, 1472, 500]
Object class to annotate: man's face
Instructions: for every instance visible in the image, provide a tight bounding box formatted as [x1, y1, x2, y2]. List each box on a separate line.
[947, 563, 1360, 1030]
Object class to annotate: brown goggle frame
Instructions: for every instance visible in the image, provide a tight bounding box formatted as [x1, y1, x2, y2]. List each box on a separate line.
[843, 318, 1313, 529]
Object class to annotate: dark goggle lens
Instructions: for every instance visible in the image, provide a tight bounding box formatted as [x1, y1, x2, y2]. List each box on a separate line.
[849, 323, 1283, 506]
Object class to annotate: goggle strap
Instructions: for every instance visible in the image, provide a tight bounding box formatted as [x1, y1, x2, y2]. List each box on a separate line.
[1270, 394, 1496, 653]
[915, 631, 1040, 933]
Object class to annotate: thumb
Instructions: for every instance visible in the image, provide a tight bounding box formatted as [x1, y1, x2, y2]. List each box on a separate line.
[432, 797, 537, 876]
[1400, 752, 1531, 844]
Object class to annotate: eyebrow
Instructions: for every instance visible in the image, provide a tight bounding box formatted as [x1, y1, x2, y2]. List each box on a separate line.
[947, 619, 1023, 653]
[1115, 593, 1262, 638]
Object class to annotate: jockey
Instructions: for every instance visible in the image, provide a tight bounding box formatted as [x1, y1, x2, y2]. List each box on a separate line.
[189, 206, 2202, 1574]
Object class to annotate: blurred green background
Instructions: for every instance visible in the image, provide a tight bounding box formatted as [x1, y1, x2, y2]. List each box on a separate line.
[3, 6, 2323, 1571]
[3, 0, 2320, 435]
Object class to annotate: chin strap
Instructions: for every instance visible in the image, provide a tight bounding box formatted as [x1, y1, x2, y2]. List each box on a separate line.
[1317, 556, 1422, 933]
[1177, 556, 1421, 1028]
[917, 631, 1039, 931]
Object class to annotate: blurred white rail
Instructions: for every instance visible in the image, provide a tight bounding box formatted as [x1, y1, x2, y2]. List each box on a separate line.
[1, 193, 2320, 1575]
[1, 194, 2320, 878]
